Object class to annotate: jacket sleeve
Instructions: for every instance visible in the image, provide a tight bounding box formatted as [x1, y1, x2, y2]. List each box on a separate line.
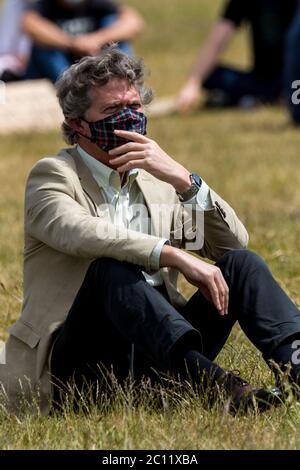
[172, 187, 249, 262]
[25, 158, 164, 272]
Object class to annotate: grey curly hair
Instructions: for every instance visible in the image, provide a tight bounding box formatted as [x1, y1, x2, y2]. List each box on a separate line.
[55, 44, 153, 145]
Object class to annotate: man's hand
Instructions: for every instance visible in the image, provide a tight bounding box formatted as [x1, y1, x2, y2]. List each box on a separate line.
[109, 130, 192, 193]
[176, 78, 202, 115]
[160, 245, 229, 315]
[71, 33, 104, 57]
[176, 20, 236, 115]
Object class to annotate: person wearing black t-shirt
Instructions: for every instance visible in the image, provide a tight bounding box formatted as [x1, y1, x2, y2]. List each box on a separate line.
[21, 0, 144, 82]
[177, 0, 298, 113]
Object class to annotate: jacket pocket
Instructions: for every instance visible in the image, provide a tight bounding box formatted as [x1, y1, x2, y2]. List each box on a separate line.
[8, 320, 40, 349]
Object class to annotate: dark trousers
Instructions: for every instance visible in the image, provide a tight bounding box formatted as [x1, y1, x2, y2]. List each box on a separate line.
[203, 65, 283, 106]
[51, 250, 300, 395]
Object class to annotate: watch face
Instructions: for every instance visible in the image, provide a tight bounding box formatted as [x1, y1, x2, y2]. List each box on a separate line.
[191, 173, 202, 188]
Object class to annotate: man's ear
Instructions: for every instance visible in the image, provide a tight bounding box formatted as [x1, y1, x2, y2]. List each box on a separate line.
[67, 118, 91, 138]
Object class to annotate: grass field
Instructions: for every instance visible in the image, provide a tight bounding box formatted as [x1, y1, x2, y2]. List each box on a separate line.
[1, 0, 300, 450]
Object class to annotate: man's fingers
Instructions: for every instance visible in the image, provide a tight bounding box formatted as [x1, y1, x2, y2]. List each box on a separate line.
[221, 276, 229, 314]
[115, 160, 144, 173]
[218, 271, 229, 314]
[214, 272, 229, 315]
[206, 267, 229, 315]
[109, 142, 145, 156]
[207, 278, 223, 314]
[114, 129, 149, 143]
[109, 151, 146, 166]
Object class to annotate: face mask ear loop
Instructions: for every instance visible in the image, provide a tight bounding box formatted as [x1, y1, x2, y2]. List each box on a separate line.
[75, 117, 97, 144]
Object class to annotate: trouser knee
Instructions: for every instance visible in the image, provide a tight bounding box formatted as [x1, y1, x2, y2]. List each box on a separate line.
[217, 249, 269, 275]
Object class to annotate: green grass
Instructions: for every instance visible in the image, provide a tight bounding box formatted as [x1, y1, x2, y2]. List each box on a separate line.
[1, 0, 300, 450]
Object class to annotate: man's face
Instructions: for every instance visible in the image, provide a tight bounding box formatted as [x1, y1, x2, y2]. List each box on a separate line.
[69, 78, 143, 155]
[84, 78, 143, 123]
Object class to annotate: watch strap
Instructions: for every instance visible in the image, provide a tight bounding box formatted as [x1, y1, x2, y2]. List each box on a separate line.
[176, 173, 202, 202]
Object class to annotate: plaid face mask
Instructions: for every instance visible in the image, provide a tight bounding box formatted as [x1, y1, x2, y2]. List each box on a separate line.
[82, 108, 147, 152]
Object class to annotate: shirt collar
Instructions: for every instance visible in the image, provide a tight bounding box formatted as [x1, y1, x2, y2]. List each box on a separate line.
[77, 145, 138, 192]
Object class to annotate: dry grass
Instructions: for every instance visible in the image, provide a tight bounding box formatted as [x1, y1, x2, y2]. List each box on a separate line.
[0, 0, 300, 450]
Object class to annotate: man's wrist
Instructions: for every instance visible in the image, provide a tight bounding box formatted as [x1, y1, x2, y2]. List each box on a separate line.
[160, 244, 186, 269]
[176, 172, 202, 202]
[172, 168, 192, 193]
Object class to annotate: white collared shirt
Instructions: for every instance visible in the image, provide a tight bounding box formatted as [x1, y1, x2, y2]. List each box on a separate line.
[77, 145, 167, 286]
[77, 145, 212, 287]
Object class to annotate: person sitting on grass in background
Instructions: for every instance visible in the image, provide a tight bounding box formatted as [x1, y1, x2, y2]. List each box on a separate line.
[0, 0, 32, 82]
[1, 46, 300, 416]
[177, 0, 298, 114]
[21, 0, 144, 83]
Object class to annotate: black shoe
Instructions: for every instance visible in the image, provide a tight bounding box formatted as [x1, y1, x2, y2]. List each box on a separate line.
[215, 371, 283, 414]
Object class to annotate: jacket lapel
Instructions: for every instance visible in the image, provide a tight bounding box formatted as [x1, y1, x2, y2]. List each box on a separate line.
[62, 148, 163, 236]
[136, 171, 161, 237]
[65, 147, 105, 213]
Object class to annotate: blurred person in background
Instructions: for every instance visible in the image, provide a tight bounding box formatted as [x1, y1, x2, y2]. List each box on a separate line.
[21, 0, 144, 82]
[177, 0, 298, 114]
[0, 0, 31, 82]
[285, 1, 300, 125]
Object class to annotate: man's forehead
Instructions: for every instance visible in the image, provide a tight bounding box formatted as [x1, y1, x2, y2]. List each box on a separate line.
[90, 79, 140, 103]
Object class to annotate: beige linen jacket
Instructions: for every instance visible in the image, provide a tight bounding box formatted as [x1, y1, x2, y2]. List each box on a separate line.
[0, 147, 249, 414]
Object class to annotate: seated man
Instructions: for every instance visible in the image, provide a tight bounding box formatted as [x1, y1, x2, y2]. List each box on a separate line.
[1, 46, 300, 416]
[177, 0, 298, 113]
[0, 0, 32, 82]
[21, 0, 144, 82]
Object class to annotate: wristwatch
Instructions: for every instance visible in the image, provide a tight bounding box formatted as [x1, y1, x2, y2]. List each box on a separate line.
[176, 173, 202, 202]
